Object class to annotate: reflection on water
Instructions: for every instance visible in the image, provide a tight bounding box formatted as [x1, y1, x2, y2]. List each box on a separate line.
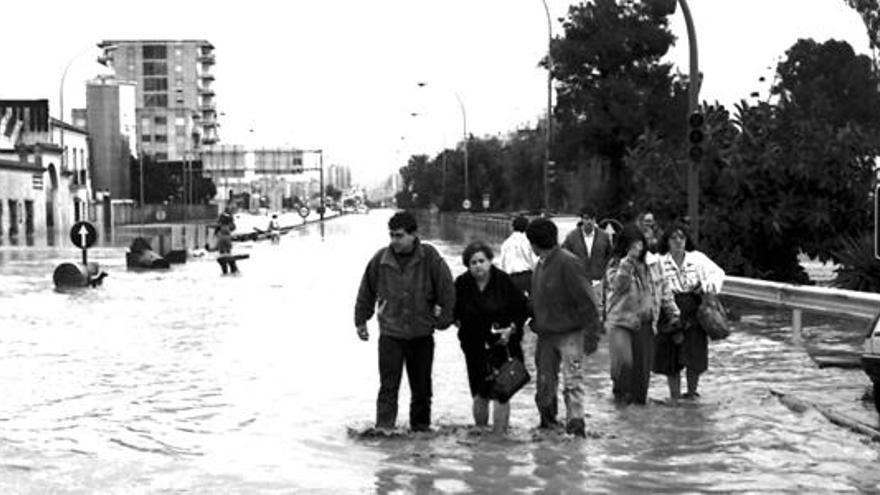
[1, 210, 879, 492]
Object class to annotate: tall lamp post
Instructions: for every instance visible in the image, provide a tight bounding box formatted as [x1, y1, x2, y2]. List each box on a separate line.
[417, 82, 468, 209]
[540, 0, 553, 213]
[678, 0, 700, 242]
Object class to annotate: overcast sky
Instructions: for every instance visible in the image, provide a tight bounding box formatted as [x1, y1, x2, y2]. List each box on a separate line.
[1, 1, 872, 187]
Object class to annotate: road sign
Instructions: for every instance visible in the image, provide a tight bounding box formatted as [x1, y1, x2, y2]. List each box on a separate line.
[462, 199, 472, 210]
[298, 206, 311, 218]
[70, 221, 97, 249]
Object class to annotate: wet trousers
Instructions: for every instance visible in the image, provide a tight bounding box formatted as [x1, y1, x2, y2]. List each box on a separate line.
[534, 330, 585, 424]
[609, 321, 654, 405]
[376, 334, 434, 430]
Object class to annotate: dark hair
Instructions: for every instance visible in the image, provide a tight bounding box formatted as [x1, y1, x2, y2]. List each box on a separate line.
[462, 241, 494, 267]
[658, 222, 696, 253]
[578, 205, 597, 219]
[525, 218, 558, 250]
[511, 215, 529, 232]
[388, 211, 418, 233]
[611, 223, 647, 262]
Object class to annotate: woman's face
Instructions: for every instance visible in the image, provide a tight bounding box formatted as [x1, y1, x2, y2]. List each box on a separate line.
[626, 239, 645, 260]
[669, 230, 687, 253]
[468, 251, 492, 280]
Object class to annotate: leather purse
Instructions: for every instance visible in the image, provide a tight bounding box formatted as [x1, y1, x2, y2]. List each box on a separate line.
[697, 292, 730, 340]
[486, 346, 530, 402]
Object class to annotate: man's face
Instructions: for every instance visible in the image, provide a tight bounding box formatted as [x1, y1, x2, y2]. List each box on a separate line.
[389, 228, 416, 253]
[581, 215, 596, 234]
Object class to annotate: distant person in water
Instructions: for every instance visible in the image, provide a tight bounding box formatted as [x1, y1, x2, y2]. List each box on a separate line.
[354, 211, 456, 432]
[215, 207, 238, 274]
[269, 213, 281, 244]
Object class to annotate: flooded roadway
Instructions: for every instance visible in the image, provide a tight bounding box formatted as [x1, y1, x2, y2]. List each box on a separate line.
[1, 210, 879, 493]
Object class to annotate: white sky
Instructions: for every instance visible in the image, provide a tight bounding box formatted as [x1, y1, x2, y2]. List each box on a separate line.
[0, 1, 872, 187]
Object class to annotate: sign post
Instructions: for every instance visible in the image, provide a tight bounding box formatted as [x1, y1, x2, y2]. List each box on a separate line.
[70, 221, 97, 265]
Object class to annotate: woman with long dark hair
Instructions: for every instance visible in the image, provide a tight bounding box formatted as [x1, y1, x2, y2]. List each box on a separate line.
[653, 222, 725, 400]
[604, 224, 678, 405]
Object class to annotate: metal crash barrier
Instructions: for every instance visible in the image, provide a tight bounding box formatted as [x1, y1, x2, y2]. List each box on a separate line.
[722, 276, 880, 337]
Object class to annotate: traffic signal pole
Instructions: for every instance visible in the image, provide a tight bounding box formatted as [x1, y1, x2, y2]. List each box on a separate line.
[678, 0, 701, 243]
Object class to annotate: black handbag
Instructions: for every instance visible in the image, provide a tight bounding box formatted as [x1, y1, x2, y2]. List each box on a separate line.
[696, 292, 730, 340]
[486, 345, 530, 402]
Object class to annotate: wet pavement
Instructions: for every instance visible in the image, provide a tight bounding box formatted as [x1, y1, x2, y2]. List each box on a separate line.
[0, 210, 879, 493]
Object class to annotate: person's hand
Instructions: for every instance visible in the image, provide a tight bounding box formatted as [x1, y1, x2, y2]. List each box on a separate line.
[356, 323, 369, 341]
[497, 324, 513, 345]
[433, 305, 442, 318]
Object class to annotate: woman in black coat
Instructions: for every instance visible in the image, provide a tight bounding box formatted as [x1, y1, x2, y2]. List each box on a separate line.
[454, 241, 529, 433]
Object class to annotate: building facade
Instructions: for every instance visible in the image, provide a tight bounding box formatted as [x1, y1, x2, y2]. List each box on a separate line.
[85, 76, 137, 199]
[201, 145, 306, 211]
[0, 100, 89, 238]
[97, 39, 218, 162]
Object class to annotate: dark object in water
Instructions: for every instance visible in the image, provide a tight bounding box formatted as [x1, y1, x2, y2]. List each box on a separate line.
[127, 237, 170, 269]
[53, 262, 107, 288]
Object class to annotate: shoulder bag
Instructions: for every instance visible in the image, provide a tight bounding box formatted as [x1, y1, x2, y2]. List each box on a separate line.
[697, 292, 730, 340]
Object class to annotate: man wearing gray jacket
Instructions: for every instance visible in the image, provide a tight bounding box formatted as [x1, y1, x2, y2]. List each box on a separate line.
[355, 211, 455, 432]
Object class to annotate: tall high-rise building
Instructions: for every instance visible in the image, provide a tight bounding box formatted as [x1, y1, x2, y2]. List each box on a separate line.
[96, 39, 218, 162]
[86, 76, 137, 198]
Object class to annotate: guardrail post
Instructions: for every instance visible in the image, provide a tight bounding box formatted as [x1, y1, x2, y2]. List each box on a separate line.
[792, 309, 803, 344]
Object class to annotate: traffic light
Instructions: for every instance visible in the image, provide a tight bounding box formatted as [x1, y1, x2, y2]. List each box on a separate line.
[547, 160, 557, 184]
[688, 111, 705, 162]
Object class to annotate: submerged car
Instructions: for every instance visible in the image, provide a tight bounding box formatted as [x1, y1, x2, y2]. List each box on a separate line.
[861, 312, 880, 413]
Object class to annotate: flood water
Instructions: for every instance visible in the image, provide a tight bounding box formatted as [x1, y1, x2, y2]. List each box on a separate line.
[1, 209, 879, 493]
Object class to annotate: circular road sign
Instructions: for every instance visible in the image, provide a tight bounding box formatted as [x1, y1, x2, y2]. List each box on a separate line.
[70, 221, 97, 249]
[462, 199, 472, 210]
[298, 206, 311, 218]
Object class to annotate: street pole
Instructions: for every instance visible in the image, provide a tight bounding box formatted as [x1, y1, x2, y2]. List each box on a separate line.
[452, 92, 468, 206]
[418, 82, 468, 208]
[319, 150, 325, 222]
[678, 0, 700, 243]
[540, 0, 552, 213]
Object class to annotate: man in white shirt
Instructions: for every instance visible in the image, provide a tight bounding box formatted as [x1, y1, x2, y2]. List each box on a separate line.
[499, 216, 538, 294]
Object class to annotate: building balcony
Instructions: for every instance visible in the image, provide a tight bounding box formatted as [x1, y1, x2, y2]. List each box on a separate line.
[202, 135, 219, 145]
[202, 120, 219, 128]
[200, 73, 215, 81]
[199, 104, 216, 113]
[198, 54, 216, 65]
[199, 88, 216, 97]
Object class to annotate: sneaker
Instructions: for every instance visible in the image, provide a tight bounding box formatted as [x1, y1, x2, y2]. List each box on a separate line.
[565, 418, 586, 438]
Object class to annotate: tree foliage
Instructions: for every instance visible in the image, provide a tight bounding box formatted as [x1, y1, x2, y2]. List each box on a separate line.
[551, 0, 688, 209]
[844, 0, 880, 50]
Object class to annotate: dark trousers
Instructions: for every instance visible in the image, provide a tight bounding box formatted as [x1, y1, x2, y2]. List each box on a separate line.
[609, 321, 654, 404]
[377, 334, 434, 430]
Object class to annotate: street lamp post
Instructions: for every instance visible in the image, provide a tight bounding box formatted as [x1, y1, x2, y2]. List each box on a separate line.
[678, 0, 701, 242]
[540, 0, 553, 213]
[417, 82, 468, 208]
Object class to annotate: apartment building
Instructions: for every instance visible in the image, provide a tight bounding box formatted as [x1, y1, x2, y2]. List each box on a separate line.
[97, 39, 218, 162]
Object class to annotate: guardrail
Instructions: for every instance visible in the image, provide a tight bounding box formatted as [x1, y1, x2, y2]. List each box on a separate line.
[722, 276, 880, 337]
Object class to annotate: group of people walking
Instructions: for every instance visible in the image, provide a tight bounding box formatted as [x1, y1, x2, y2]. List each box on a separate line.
[353, 208, 724, 437]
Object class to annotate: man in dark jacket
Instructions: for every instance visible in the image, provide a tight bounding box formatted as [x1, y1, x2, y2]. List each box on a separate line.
[527, 218, 601, 437]
[354, 211, 455, 432]
[562, 206, 613, 319]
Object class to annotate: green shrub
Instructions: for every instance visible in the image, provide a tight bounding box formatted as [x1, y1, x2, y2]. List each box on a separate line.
[831, 233, 880, 292]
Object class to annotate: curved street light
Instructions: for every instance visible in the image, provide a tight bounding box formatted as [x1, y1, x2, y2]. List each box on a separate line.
[417, 82, 469, 208]
[540, 0, 552, 213]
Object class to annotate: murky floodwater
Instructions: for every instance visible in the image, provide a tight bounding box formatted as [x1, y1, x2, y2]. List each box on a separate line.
[1, 210, 879, 493]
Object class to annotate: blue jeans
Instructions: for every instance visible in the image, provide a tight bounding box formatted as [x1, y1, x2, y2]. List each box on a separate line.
[376, 335, 434, 430]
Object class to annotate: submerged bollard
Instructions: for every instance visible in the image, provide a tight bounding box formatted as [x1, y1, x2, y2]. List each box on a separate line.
[53, 262, 104, 288]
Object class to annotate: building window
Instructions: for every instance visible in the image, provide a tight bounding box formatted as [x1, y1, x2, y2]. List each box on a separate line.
[142, 45, 167, 59]
[144, 78, 168, 91]
[154, 116, 167, 125]
[175, 117, 186, 126]
[175, 65, 182, 73]
[154, 135, 168, 143]
[144, 94, 168, 107]
[142, 135, 152, 142]
[143, 61, 167, 76]
[155, 152, 168, 161]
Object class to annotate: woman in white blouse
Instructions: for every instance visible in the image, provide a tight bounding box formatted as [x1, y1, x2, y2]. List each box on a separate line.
[652, 223, 725, 401]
